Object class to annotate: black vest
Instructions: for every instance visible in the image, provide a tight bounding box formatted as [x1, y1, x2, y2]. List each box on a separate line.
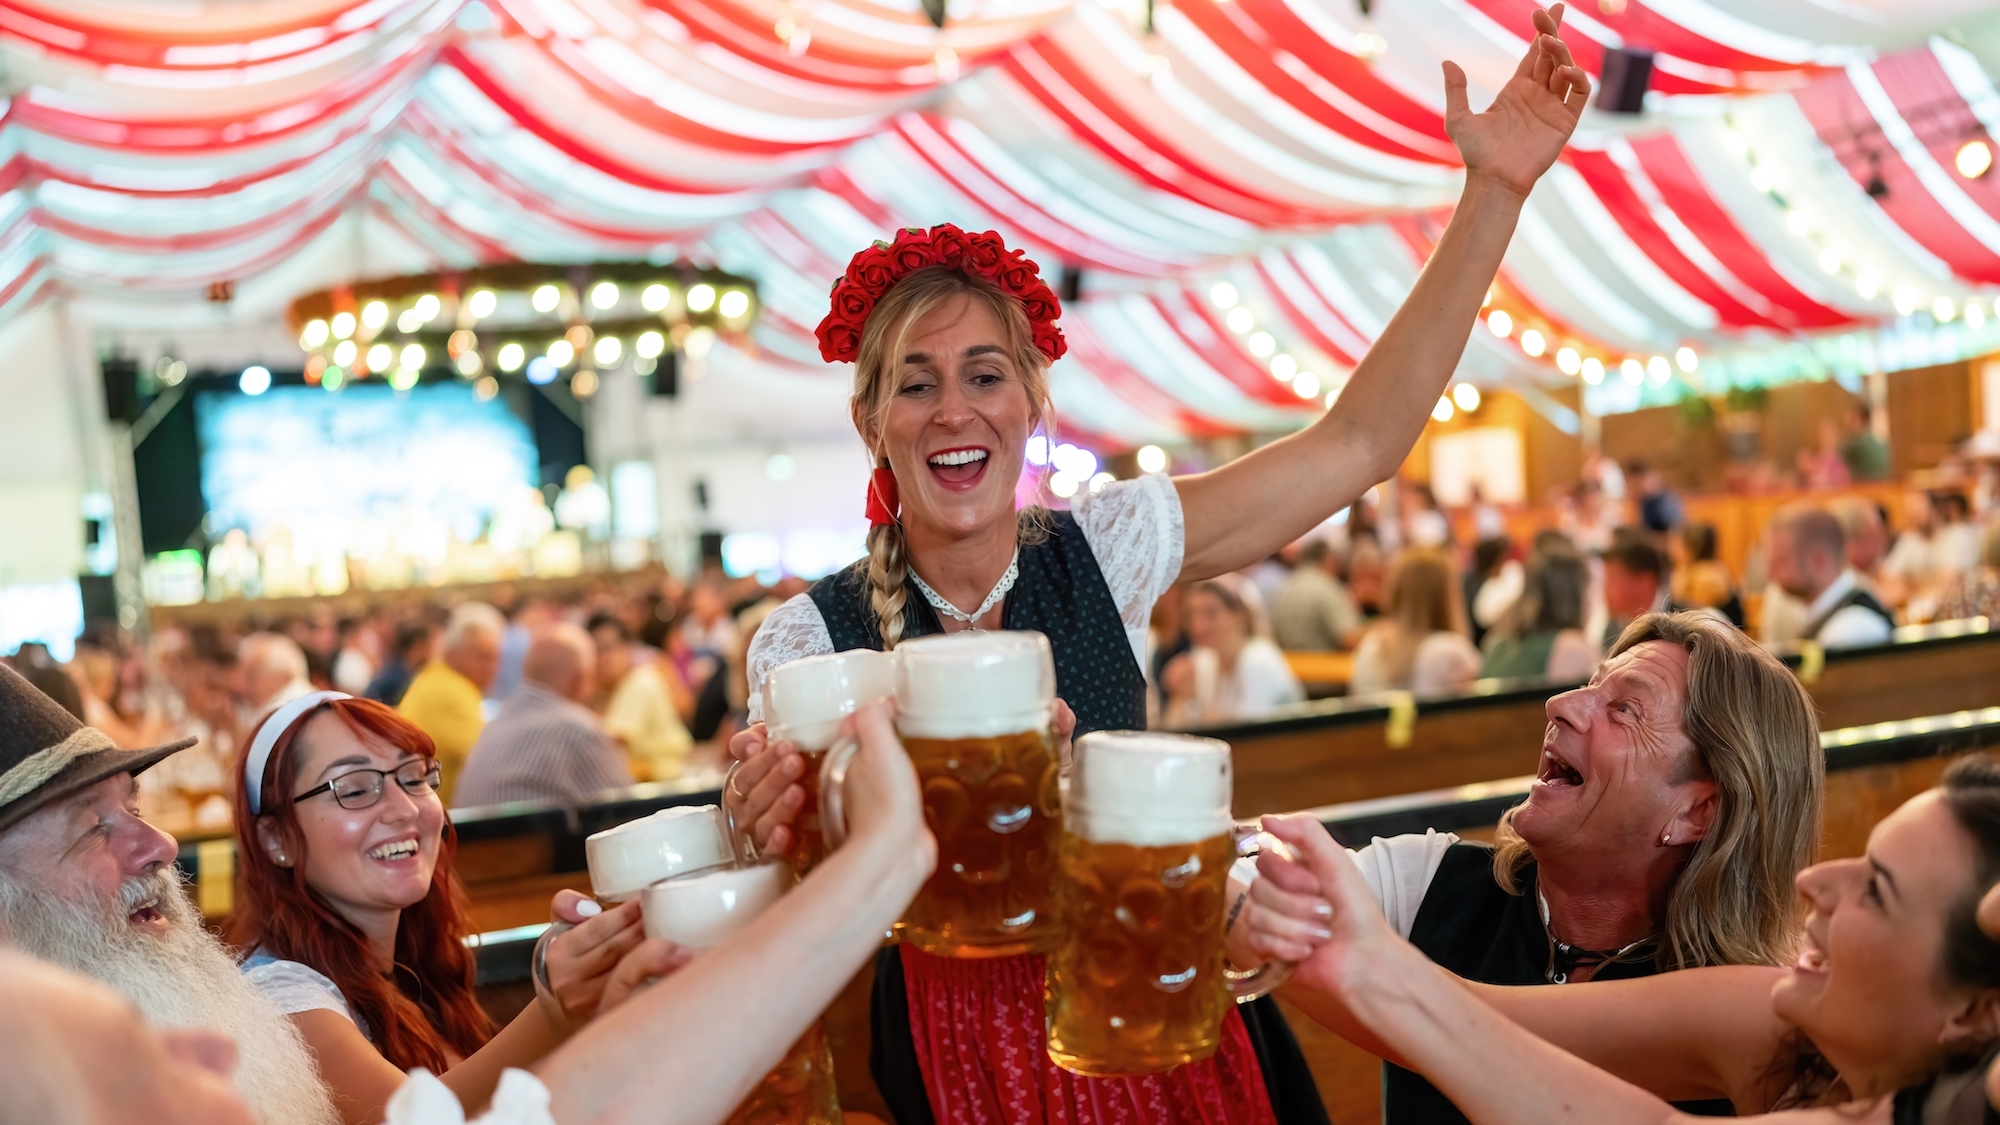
[1387, 844, 1734, 1123]
[807, 511, 1146, 735]
[1801, 583, 1894, 644]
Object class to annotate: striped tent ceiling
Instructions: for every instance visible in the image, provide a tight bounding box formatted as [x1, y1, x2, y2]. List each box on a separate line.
[4, 0, 1998, 442]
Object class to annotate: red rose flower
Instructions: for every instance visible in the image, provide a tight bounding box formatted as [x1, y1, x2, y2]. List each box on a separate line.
[963, 234, 1004, 273]
[927, 226, 970, 265]
[999, 264, 1037, 293]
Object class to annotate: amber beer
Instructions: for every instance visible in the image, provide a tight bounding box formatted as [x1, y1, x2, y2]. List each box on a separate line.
[820, 631, 1059, 956]
[761, 651, 896, 879]
[1045, 732, 1291, 1076]
[644, 863, 844, 1125]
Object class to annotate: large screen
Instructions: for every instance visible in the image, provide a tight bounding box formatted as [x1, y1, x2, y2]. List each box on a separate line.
[196, 383, 540, 550]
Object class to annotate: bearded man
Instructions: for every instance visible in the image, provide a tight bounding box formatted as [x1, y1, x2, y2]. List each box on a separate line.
[0, 662, 338, 1125]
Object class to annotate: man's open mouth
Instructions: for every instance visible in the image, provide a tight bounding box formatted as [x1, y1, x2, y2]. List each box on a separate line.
[1537, 748, 1584, 789]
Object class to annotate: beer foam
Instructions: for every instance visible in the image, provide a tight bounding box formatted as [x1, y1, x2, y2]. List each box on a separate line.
[586, 805, 733, 902]
[1068, 732, 1234, 846]
[763, 649, 897, 751]
[895, 631, 1055, 740]
[642, 861, 788, 949]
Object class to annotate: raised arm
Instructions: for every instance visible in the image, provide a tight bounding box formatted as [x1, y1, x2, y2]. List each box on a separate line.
[1176, 5, 1588, 581]
[1259, 815, 1797, 1118]
[537, 701, 935, 1125]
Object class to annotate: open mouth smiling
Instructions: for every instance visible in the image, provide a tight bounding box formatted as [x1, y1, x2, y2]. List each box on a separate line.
[367, 837, 420, 862]
[927, 447, 989, 488]
[1537, 746, 1585, 790]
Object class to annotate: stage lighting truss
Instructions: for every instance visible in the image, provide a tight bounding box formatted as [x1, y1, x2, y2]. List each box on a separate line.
[285, 263, 760, 390]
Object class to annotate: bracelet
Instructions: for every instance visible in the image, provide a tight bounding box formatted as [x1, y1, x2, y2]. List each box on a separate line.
[531, 923, 576, 1032]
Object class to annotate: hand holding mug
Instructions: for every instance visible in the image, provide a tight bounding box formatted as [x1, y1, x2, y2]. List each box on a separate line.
[541, 892, 645, 1025]
[723, 723, 807, 858]
[1255, 813, 1402, 1002]
[597, 938, 697, 1014]
[830, 700, 929, 858]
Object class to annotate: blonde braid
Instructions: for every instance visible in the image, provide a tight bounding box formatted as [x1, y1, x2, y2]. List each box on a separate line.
[866, 516, 911, 650]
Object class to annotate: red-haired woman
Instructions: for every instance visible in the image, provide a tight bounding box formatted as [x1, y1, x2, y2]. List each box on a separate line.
[229, 692, 657, 1125]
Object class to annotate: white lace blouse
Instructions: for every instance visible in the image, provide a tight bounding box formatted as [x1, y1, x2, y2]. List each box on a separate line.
[746, 473, 1186, 722]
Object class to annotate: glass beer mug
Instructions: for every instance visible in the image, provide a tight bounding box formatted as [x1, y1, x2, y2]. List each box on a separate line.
[1044, 731, 1293, 1077]
[822, 631, 1060, 958]
[644, 862, 844, 1125]
[759, 650, 897, 879]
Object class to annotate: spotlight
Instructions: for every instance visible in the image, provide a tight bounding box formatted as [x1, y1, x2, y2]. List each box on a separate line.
[594, 336, 622, 366]
[641, 284, 671, 312]
[361, 301, 389, 331]
[366, 343, 392, 371]
[400, 343, 426, 370]
[590, 281, 620, 310]
[1136, 445, 1168, 474]
[497, 343, 525, 372]
[333, 340, 358, 367]
[413, 294, 441, 321]
[687, 284, 716, 312]
[531, 284, 561, 313]
[468, 289, 497, 319]
[302, 319, 329, 348]
[239, 365, 271, 395]
[547, 339, 575, 367]
[718, 289, 750, 319]
[1957, 139, 1993, 180]
[636, 330, 666, 359]
[330, 312, 356, 340]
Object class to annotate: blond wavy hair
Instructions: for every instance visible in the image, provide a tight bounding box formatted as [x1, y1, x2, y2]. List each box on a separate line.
[1493, 611, 1822, 970]
[848, 267, 1055, 649]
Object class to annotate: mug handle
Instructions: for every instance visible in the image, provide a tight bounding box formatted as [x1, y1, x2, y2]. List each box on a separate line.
[817, 733, 862, 854]
[1220, 823, 1298, 1004]
[531, 921, 577, 1030]
[723, 760, 757, 863]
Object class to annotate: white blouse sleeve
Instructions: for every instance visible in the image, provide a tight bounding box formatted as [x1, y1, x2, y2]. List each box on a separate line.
[1070, 473, 1185, 632]
[744, 593, 835, 725]
[1349, 830, 1461, 940]
[388, 1069, 556, 1125]
[242, 959, 357, 1027]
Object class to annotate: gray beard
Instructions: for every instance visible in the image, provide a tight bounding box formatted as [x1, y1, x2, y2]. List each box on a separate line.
[0, 867, 341, 1125]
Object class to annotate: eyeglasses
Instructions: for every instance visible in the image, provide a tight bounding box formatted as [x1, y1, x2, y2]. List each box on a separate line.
[292, 759, 442, 810]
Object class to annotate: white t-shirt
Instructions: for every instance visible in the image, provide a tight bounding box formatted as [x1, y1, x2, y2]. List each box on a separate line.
[1349, 630, 1483, 697]
[746, 474, 1186, 721]
[241, 954, 365, 1033]
[1181, 637, 1304, 725]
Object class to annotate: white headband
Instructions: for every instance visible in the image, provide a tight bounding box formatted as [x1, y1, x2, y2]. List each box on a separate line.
[244, 691, 351, 815]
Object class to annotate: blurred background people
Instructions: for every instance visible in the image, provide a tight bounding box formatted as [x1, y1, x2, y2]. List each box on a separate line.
[364, 618, 434, 708]
[454, 624, 633, 808]
[1598, 535, 1671, 649]
[1480, 538, 1594, 682]
[1163, 577, 1304, 727]
[1348, 549, 1481, 697]
[397, 603, 504, 803]
[237, 633, 313, 727]
[588, 613, 693, 783]
[1271, 539, 1362, 653]
[1767, 505, 1893, 649]
[1669, 523, 1743, 629]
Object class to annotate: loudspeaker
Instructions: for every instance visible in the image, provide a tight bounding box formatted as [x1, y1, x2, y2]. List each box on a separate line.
[1060, 266, 1082, 304]
[101, 357, 141, 424]
[651, 350, 679, 398]
[1596, 48, 1654, 115]
[698, 531, 724, 567]
[78, 575, 118, 628]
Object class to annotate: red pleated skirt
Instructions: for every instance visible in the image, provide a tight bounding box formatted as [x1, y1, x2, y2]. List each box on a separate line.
[897, 945, 1281, 1125]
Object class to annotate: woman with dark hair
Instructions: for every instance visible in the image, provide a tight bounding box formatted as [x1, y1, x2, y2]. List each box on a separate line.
[1672, 523, 1745, 629]
[1162, 577, 1305, 727]
[1254, 755, 2000, 1123]
[229, 693, 653, 1125]
[1479, 538, 1594, 681]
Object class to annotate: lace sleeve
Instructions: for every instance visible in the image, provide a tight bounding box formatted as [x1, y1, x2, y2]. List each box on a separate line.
[744, 594, 835, 724]
[1071, 474, 1185, 632]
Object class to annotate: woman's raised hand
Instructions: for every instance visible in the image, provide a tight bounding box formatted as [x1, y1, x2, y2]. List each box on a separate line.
[1444, 4, 1590, 200]
[543, 892, 646, 1024]
[724, 722, 807, 857]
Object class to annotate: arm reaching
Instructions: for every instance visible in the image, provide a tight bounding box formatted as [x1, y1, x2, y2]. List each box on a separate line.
[1176, 5, 1589, 580]
[1259, 815, 1797, 1120]
[537, 700, 935, 1125]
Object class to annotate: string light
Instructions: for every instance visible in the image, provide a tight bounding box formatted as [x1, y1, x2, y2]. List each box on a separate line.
[468, 290, 497, 319]
[591, 281, 620, 310]
[1431, 396, 1454, 422]
[1269, 354, 1297, 381]
[1225, 307, 1254, 333]
[718, 289, 751, 319]
[1209, 282, 1238, 308]
[400, 343, 426, 369]
[1293, 372, 1321, 399]
[1676, 347, 1698, 373]
[642, 284, 671, 312]
[456, 351, 482, 377]
[498, 343, 525, 372]
[330, 312, 355, 340]
[547, 339, 575, 366]
[1137, 445, 1169, 473]
[687, 284, 716, 313]
[366, 343, 392, 371]
[636, 330, 666, 359]
[1452, 382, 1481, 412]
[1934, 296, 1956, 322]
[413, 294, 440, 321]
[473, 375, 498, 400]
[594, 336, 622, 366]
[1647, 356, 1671, 384]
[1486, 310, 1512, 338]
[1556, 347, 1581, 375]
[333, 340, 358, 367]
[1247, 332, 1276, 357]
[531, 284, 561, 313]
[1581, 358, 1605, 384]
[572, 369, 600, 397]
[302, 320, 329, 348]
[1519, 329, 1545, 357]
[239, 365, 271, 395]
[1819, 248, 1841, 273]
[1957, 139, 1993, 180]
[361, 301, 389, 331]
[388, 366, 419, 391]
[1621, 359, 1645, 384]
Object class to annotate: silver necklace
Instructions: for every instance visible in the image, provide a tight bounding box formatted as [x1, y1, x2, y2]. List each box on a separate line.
[909, 549, 1019, 629]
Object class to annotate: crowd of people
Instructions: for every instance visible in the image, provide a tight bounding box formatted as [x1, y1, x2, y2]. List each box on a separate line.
[2, 10, 1999, 1125]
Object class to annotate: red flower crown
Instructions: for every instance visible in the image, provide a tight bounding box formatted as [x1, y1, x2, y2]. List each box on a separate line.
[815, 224, 1067, 365]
